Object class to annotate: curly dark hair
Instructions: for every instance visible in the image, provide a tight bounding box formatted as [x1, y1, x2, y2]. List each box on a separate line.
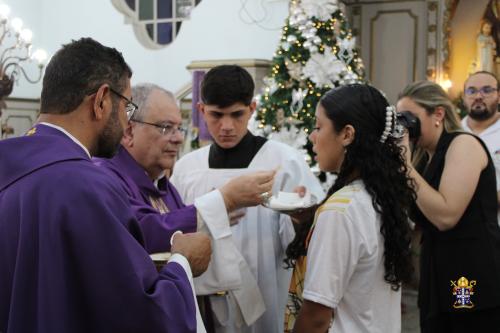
[285, 84, 416, 290]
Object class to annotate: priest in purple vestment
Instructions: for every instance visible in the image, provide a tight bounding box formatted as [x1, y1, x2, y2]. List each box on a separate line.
[95, 83, 275, 254]
[0, 38, 211, 333]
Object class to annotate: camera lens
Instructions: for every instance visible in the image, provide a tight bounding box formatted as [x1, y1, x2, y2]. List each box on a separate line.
[396, 111, 421, 140]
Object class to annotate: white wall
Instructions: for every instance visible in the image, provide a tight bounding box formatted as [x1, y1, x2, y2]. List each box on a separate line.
[7, 0, 289, 99]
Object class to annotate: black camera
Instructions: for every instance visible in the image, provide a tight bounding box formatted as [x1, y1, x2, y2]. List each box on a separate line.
[396, 111, 421, 140]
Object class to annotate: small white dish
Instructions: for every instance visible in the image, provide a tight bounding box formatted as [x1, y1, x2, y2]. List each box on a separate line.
[150, 252, 172, 271]
[150, 252, 171, 262]
[265, 191, 316, 212]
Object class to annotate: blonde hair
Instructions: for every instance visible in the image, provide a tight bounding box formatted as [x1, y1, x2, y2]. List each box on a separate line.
[398, 81, 462, 167]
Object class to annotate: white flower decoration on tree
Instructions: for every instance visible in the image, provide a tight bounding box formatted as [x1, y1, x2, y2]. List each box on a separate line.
[338, 37, 356, 51]
[263, 76, 279, 95]
[303, 46, 347, 86]
[269, 124, 308, 151]
[301, 0, 339, 21]
[337, 37, 356, 64]
[289, 5, 307, 27]
[248, 111, 271, 137]
[290, 88, 308, 115]
[344, 70, 361, 84]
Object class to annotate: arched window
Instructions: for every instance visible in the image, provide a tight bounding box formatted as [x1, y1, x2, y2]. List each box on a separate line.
[112, 0, 201, 49]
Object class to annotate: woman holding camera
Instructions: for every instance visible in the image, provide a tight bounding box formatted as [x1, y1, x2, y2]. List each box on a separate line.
[397, 81, 500, 332]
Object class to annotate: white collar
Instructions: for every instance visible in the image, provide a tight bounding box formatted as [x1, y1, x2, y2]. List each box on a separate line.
[462, 116, 500, 136]
[39, 122, 91, 158]
[153, 171, 166, 189]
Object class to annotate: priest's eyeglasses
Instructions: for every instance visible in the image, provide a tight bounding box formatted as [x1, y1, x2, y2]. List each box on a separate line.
[109, 87, 138, 120]
[464, 86, 498, 97]
[130, 119, 187, 137]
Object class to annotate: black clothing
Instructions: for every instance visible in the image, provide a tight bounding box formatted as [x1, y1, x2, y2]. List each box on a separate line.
[209, 132, 267, 169]
[411, 131, 500, 330]
[420, 306, 500, 333]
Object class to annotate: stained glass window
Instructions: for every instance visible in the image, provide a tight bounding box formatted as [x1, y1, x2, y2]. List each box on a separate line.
[112, 0, 202, 48]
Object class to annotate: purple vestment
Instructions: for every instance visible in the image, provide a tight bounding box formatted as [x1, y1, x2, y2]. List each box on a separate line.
[95, 146, 197, 253]
[0, 124, 196, 333]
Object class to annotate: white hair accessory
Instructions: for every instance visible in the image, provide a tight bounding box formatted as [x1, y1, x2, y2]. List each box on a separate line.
[380, 105, 396, 143]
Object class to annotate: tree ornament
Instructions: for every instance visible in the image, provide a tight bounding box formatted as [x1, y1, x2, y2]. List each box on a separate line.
[255, 0, 365, 167]
[290, 88, 309, 115]
[301, 0, 339, 21]
[286, 59, 303, 80]
[303, 47, 347, 86]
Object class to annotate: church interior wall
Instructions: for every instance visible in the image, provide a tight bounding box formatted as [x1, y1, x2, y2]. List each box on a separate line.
[8, 0, 289, 99]
[6, 0, 500, 108]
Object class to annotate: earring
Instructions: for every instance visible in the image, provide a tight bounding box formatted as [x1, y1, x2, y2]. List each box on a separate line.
[435, 121, 440, 127]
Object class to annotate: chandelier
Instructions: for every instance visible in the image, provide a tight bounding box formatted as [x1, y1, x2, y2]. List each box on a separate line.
[0, 3, 47, 137]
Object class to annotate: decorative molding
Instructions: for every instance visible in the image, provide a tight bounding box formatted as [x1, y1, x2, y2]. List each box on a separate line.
[426, 1, 439, 80]
[342, 0, 425, 4]
[186, 59, 272, 70]
[5, 97, 40, 104]
[1, 98, 39, 138]
[174, 81, 192, 101]
[427, 1, 438, 10]
[441, 0, 459, 78]
[369, 9, 418, 80]
[5, 114, 34, 123]
[186, 58, 272, 98]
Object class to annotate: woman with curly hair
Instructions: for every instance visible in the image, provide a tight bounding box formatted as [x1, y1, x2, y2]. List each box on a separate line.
[397, 81, 500, 332]
[284, 84, 415, 333]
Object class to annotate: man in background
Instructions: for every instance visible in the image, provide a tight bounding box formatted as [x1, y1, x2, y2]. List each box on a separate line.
[0, 38, 209, 333]
[462, 71, 500, 222]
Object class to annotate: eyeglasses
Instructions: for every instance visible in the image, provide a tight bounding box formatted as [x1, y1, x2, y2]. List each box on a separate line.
[130, 119, 187, 137]
[109, 87, 139, 120]
[464, 85, 498, 97]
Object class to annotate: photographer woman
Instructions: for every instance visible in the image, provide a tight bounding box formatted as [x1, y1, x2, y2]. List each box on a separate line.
[397, 81, 500, 332]
[284, 84, 415, 333]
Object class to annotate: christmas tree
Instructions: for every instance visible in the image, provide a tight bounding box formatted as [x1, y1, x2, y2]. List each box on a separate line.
[255, 0, 365, 163]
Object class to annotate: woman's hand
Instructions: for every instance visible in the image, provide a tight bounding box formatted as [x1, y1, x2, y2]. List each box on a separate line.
[288, 205, 318, 224]
[284, 186, 318, 224]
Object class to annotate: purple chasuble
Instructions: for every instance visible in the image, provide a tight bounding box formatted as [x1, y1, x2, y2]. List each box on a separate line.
[94, 146, 197, 253]
[0, 124, 196, 333]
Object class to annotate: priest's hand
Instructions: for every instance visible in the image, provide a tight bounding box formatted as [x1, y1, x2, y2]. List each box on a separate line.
[220, 170, 276, 211]
[171, 232, 212, 277]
